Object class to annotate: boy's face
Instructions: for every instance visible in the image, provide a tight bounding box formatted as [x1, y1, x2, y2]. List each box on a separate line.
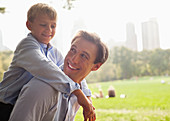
[64, 38, 102, 84]
[26, 14, 56, 44]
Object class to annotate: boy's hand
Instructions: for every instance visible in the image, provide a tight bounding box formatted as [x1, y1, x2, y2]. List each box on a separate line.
[83, 106, 96, 121]
[72, 89, 93, 109]
[83, 97, 96, 121]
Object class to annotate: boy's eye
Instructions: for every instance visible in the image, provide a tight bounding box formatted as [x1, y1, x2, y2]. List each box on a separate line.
[40, 24, 46, 26]
[70, 48, 76, 53]
[51, 25, 56, 29]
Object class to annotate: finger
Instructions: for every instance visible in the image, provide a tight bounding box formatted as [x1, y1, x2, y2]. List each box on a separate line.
[92, 116, 95, 121]
[89, 117, 92, 121]
[94, 112, 96, 120]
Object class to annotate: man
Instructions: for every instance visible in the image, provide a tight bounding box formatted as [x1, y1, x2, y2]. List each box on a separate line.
[0, 3, 92, 121]
[9, 30, 109, 121]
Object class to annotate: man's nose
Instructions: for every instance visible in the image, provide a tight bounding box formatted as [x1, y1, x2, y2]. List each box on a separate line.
[71, 54, 79, 64]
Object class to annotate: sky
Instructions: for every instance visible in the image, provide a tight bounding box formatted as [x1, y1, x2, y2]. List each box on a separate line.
[0, 0, 170, 54]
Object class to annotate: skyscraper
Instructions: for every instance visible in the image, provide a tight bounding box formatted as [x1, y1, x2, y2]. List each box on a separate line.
[126, 22, 138, 51]
[0, 29, 10, 51]
[141, 18, 160, 50]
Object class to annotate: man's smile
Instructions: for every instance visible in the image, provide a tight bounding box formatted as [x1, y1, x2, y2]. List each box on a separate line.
[68, 61, 80, 70]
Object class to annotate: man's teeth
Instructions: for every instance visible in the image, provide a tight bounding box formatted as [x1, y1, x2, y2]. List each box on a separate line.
[69, 64, 77, 70]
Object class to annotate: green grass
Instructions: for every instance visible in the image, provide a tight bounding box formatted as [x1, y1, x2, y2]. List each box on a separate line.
[75, 76, 170, 121]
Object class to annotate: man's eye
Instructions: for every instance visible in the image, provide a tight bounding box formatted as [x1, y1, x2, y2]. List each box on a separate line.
[81, 54, 88, 59]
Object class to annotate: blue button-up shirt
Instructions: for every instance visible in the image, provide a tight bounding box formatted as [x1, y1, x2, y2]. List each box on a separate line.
[0, 33, 82, 105]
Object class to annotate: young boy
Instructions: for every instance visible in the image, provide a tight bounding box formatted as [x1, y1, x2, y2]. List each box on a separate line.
[9, 30, 109, 121]
[0, 3, 93, 121]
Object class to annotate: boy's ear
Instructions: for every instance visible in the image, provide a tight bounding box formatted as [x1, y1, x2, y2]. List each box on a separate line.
[91, 63, 102, 71]
[26, 20, 32, 31]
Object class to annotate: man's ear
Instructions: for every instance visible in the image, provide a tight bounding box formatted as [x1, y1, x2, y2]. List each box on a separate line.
[91, 63, 102, 71]
[26, 20, 32, 31]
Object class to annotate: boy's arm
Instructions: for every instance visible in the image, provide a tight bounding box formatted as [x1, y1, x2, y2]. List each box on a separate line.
[15, 36, 79, 96]
[80, 79, 96, 121]
[81, 79, 92, 97]
[72, 89, 96, 121]
[84, 96, 96, 121]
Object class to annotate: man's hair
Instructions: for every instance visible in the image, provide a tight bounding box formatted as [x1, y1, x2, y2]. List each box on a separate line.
[27, 3, 57, 22]
[71, 30, 109, 64]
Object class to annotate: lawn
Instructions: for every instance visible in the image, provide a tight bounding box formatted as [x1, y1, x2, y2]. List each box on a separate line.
[75, 76, 170, 121]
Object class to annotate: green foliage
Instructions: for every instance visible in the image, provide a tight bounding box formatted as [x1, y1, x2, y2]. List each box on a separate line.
[75, 76, 170, 121]
[86, 59, 116, 83]
[149, 49, 170, 75]
[0, 7, 5, 14]
[0, 51, 13, 81]
[86, 47, 170, 82]
[62, 0, 77, 10]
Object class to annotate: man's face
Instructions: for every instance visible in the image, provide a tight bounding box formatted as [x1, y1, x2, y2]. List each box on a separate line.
[27, 14, 56, 44]
[64, 38, 101, 83]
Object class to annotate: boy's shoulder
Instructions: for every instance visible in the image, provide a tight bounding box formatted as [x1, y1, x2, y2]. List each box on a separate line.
[16, 33, 40, 50]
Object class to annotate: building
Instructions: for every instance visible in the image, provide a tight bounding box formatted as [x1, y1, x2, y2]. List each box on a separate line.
[126, 22, 138, 51]
[141, 18, 160, 50]
[0, 30, 10, 51]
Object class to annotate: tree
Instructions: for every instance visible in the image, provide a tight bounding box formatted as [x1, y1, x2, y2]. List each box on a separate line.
[150, 49, 170, 75]
[0, 7, 5, 14]
[0, 0, 76, 13]
[0, 51, 13, 81]
[112, 47, 134, 79]
[138, 50, 152, 76]
[62, 0, 77, 10]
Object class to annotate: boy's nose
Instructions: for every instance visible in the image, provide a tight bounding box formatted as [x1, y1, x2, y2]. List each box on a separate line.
[46, 25, 52, 32]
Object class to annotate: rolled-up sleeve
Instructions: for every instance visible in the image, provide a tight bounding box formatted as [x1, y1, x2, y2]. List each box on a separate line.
[81, 79, 91, 97]
[14, 37, 80, 96]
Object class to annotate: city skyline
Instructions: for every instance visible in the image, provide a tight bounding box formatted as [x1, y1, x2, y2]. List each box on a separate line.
[142, 18, 160, 50]
[0, 0, 170, 53]
[126, 22, 138, 51]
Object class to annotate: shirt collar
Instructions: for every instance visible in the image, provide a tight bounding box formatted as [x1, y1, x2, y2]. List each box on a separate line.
[59, 64, 64, 71]
[39, 42, 52, 50]
[28, 33, 53, 50]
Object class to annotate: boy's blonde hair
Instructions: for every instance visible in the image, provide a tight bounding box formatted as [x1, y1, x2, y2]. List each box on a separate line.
[27, 3, 57, 22]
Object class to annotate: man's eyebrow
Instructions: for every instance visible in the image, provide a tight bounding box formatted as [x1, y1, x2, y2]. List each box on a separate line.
[82, 51, 90, 59]
[72, 44, 90, 58]
[71, 45, 77, 48]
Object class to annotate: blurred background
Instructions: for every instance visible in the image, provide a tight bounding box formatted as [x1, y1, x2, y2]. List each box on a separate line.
[0, 0, 170, 120]
[0, 0, 170, 53]
[0, 0, 170, 82]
